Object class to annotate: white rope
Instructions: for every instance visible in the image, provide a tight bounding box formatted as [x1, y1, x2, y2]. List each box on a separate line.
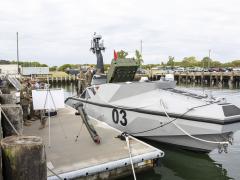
[125, 136, 137, 180]
[160, 100, 229, 145]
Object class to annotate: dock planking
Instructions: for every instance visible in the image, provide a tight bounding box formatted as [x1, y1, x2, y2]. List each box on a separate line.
[23, 105, 164, 179]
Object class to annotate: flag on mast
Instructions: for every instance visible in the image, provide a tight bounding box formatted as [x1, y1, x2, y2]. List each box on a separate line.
[114, 50, 118, 60]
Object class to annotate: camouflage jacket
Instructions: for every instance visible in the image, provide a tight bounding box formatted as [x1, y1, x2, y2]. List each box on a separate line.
[20, 85, 32, 105]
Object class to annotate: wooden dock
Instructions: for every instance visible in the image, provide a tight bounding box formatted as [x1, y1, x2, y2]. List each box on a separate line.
[148, 71, 240, 88]
[23, 105, 164, 179]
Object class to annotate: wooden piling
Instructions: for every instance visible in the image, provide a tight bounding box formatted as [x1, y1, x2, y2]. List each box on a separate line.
[1, 104, 23, 137]
[0, 94, 17, 104]
[1, 136, 46, 180]
[0, 108, 2, 180]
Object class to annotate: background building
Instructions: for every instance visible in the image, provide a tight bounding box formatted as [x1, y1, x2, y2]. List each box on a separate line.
[21, 67, 49, 76]
[0, 64, 19, 75]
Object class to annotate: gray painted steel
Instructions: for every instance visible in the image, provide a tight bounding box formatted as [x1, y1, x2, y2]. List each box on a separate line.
[69, 80, 240, 152]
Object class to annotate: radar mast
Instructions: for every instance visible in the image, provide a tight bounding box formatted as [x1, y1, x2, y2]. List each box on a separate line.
[90, 33, 105, 74]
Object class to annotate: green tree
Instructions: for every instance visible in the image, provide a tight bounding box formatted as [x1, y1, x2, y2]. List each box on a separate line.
[117, 50, 128, 59]
[182, 56, 198, 67]
[201, 57, 212, 68]
[231, 60, 240, 67]
[211, 61, 221, 67]
[58, 64, 72, 71]
[167, 56, 175, 68]
[11, 60, 48, 67]
[41, 64, 48, 67]
[135, 50, 144, 66]
[50, 66, 58, 71]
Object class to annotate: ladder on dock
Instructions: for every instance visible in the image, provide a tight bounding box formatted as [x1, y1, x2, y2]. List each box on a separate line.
[7, 76, 21, 91]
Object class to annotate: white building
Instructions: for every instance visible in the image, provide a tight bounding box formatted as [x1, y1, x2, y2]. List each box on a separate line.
[0, 64, 20, 75]
[21, 67, 49, 76]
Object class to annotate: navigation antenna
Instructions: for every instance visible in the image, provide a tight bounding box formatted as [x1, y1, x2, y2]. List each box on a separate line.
[90, 33, 105, 74]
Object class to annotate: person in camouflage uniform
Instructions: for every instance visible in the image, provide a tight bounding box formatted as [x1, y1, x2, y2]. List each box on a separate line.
[85, 68, 93, 87]
[20, 80, 32, 126]
[77, 71, 86, 96]
[29, 80, 38, 121]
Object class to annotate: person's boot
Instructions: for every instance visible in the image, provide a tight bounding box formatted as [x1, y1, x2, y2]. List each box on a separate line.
[24, 120, 32, 126]
[39, 120, 46, 130]
[30, 116, 38, 121]
[38, 124, 45, 130]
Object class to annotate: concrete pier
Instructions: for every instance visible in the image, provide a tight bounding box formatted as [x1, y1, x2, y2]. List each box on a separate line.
[23, 105, 164, 179]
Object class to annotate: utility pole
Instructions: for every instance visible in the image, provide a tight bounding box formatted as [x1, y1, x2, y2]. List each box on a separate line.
[16, 32, 20, 74]
[208, 49, 211, 68]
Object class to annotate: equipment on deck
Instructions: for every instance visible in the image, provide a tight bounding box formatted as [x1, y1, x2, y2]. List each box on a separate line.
[90, 33, 105, 74]
[107, 58, 139, 83]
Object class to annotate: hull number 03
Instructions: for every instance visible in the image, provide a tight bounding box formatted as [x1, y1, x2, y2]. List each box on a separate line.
[112, 108, 127, 126]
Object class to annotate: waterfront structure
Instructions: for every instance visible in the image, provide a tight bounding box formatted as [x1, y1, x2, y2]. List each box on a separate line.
[21, 67, 49, 76]
[148, 71, 240, 88]
[0, 64, 19, 75]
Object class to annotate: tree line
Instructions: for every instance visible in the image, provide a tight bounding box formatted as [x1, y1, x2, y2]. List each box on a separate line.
[2, 52, 240, 72]
[0, 60, 48, 67]
[164, 56, 240, 69]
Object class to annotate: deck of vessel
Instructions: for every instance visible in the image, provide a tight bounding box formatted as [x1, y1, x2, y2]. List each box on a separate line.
[23, 105, 164, 179]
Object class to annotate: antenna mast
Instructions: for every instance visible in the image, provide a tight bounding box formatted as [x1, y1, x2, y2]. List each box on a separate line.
[90, 33, 105, 74]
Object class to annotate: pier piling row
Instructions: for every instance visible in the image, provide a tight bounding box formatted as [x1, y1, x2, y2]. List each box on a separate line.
[33, 72, 240, 89]
[148, 72, 240, 88]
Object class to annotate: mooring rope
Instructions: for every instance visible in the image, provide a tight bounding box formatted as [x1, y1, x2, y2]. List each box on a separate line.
[160, 100, 229, 145]
[125, 134, 137, 180]
[75, 119, 84, 142]
[129, 101, 215, 135]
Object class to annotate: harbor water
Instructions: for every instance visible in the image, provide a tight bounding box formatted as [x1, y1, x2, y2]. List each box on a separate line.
[52, 83, 240, 180]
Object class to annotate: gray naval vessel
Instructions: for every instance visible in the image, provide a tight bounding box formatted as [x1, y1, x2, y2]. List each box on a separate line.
[66, 34, 240, 153]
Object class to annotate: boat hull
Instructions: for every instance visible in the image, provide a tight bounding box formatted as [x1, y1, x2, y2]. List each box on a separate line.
[143, 133, 232, 152]
[79, 101, 237, 152]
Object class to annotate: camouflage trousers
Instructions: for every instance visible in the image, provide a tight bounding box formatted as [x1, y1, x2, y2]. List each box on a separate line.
[22, 104, 29, 122]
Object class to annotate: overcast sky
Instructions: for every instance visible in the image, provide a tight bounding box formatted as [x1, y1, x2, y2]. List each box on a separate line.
[1, 0, 240, 66]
